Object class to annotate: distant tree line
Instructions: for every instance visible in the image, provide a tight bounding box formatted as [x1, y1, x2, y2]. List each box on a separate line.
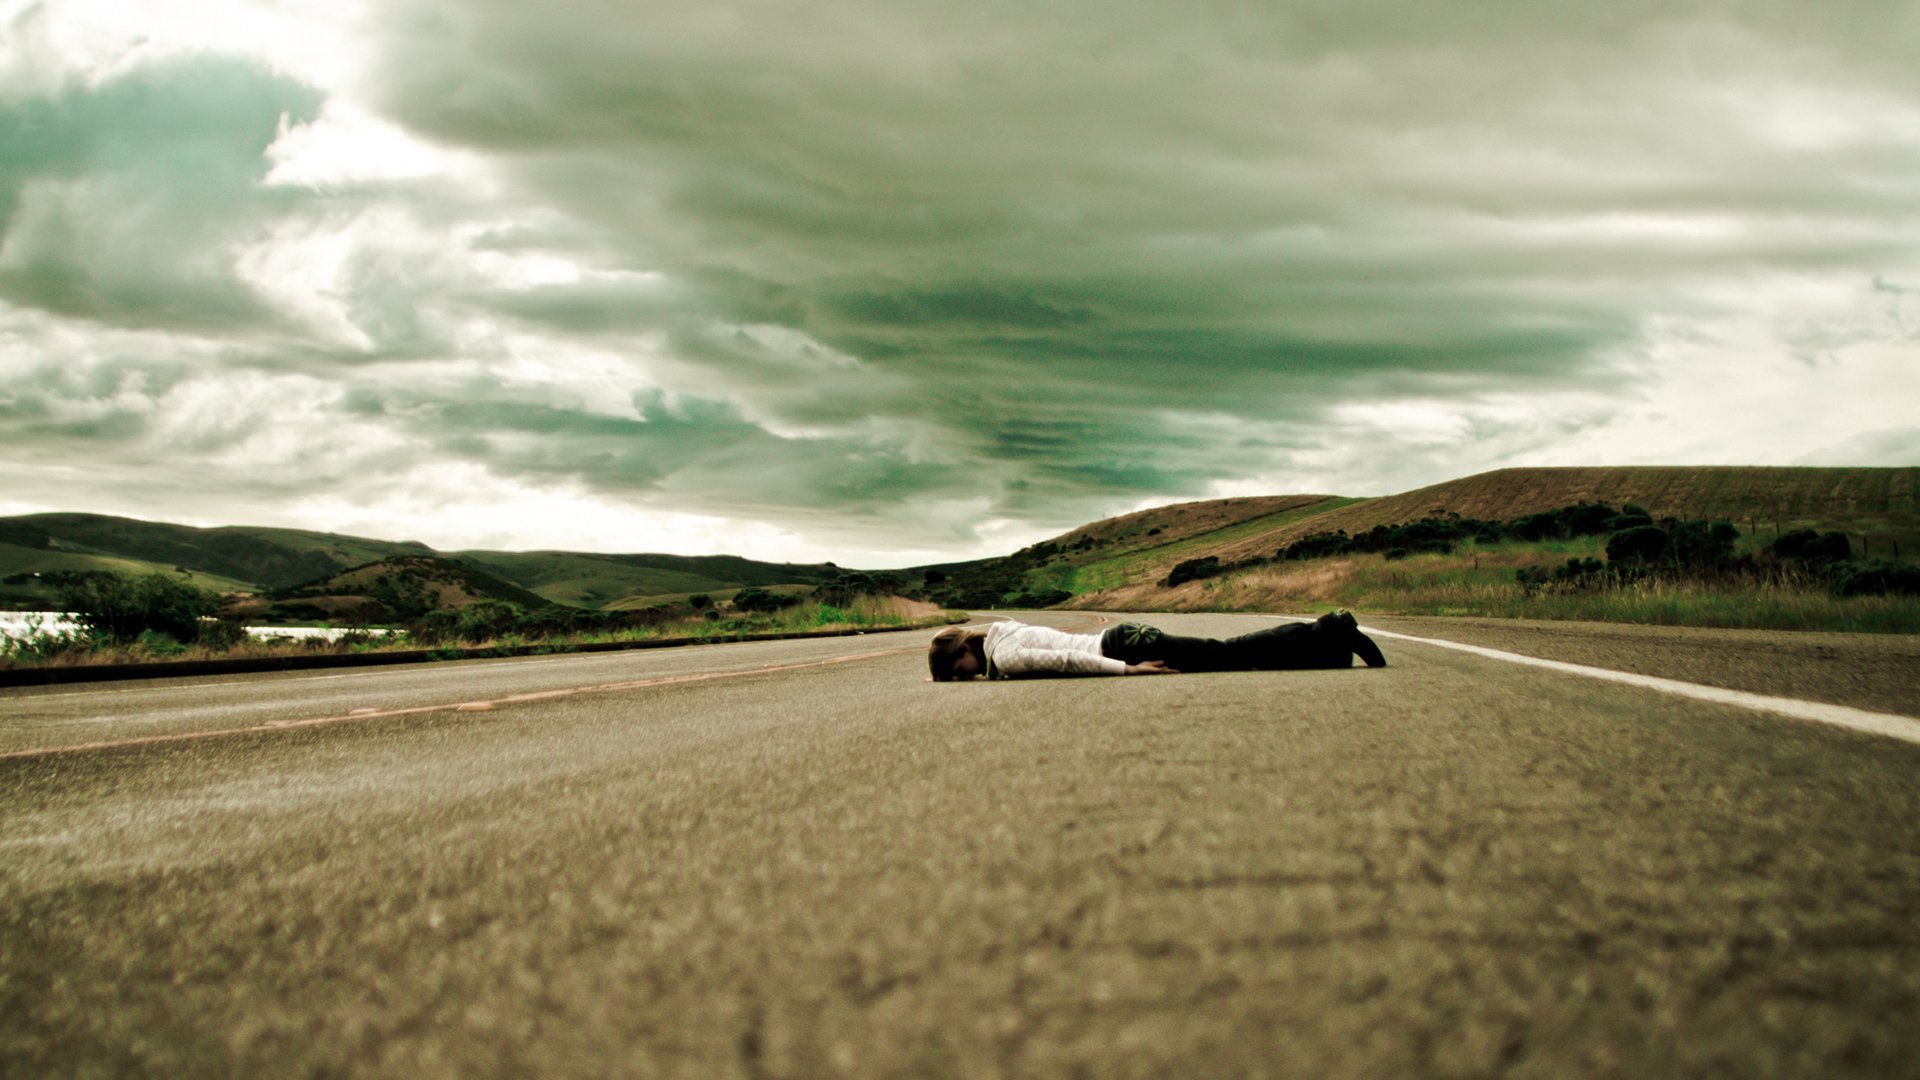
[408, 573, 908, 645]
[35, 565, 923, 651]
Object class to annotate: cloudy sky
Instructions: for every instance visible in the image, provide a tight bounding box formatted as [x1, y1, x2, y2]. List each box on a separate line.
[0, 0, 1915, 565]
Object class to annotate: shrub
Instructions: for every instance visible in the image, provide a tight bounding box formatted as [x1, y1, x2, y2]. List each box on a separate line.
[453, 599, 524, 642]
[197, 618, 251, 650]
[1670, 520, 1739, 573]
[57, 571, 221, 644]
[1606, 526, 1672, 567]
[1010, 588, 1072, 608]
[1772, 529, 1852, 562]
[1559, 502, 1619, 536]
[1163, 556, 1222, 587]
[1280, 531, 1355, 561]
[1517, 557, 1612, 596]
[1510, 511, 1566, 542]
[732, 587, 799, 613]
[812, 573, 888, 608]
[1829, 558, 1920, 597]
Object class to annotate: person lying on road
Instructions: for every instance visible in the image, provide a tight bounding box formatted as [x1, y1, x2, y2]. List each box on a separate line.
[927, 611, 1386, 681]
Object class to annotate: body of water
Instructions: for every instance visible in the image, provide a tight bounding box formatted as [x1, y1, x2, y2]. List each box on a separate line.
[0, 612, 396, 642]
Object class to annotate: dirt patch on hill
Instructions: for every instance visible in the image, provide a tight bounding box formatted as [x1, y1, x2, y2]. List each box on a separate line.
[864, 596, 945, 621]
[1067, 561, 1358, 613]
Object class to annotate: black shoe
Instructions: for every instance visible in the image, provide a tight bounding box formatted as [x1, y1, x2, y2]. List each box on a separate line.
[1317, 610, 1386, 668]
[1349, 628, 1387, 668]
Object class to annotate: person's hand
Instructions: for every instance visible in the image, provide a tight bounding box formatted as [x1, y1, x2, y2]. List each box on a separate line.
[1125, 660, 1178, 675]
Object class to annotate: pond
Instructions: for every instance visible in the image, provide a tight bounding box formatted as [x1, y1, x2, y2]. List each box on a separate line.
[0, 612, 397, 642]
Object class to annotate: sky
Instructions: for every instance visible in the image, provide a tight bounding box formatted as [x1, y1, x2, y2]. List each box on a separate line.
[0, 1, 1915, 567]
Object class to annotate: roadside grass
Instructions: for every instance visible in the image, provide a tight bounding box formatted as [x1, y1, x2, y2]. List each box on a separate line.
[1081, 539, 1920, 634]
[1, 596, 958, 671]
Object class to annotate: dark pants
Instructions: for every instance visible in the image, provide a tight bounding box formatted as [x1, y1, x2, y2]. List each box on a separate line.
[1100, 621, 1351, 672]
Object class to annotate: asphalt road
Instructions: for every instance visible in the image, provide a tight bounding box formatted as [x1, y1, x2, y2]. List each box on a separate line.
[4, 612, 1919, 1078]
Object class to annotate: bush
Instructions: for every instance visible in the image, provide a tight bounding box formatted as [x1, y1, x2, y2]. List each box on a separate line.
[1010, 588, 1072, 608]
[1670, 520, 1739, 573]
[197, 618, 251, 651]
[1510, 511, 1566, 542]
[1605, 526, 1672, 567]
[1829, 558, 1920, 597]
[1163, 556, 1222, 587]
[1559, 502, 1619, 536]
[1772, 529, 1852, 562]
[812, 573, 888, 608]
[453, 599, 525, 642]
[57, 571, 221, 644]
[1517, 557, 1612, 596]
[732, 587, 799, 613]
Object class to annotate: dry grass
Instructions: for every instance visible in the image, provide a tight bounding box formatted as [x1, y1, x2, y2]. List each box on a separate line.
[1070, 543, 1920, 634]
[1195, 465, 1919, 567]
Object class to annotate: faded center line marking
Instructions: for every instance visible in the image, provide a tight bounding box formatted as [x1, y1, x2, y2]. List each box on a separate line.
[1359, 624, 1920, 747]
[0, 647, 919, 761]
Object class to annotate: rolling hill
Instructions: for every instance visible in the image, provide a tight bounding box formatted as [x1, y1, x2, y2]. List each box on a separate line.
[923, 466, 1920, 609]
[5, 466, 1913, 615]
[223, 556, 561, 624]
[0, 514, 847, 612]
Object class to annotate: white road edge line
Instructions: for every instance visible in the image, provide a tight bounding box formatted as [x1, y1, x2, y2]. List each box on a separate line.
[1351, 623, 1920, 747]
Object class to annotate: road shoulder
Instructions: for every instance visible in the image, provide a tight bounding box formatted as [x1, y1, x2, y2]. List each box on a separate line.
[1358, 615, 1920, 718]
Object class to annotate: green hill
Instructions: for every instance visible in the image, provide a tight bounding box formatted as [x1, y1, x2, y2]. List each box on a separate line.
[8, 466, 1913, 616]
[919, 466, 1919, 608]
[225, 556, 559, 624]
[459, 551, 846, 610]
[1202, 466, 1919, 567]
[0, 514, 854, 612]
[0, 514, 427, 596]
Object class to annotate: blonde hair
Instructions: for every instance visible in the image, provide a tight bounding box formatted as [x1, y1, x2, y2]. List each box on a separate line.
[928, 626, 985, 681]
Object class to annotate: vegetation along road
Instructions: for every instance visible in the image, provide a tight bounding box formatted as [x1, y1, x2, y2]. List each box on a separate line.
[4, 612, 1919, 1077]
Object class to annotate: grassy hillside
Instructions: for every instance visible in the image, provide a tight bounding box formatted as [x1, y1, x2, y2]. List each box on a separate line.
[0, 514, 429, 591]
[460, 551, 845, 610]
[0, 543, 257, 608]
[0, 513, 855, 612]
[11, 466, 1913, 624]
[916, 495, 1343, 607]
[225, 556, 559, 624]
[1222, 466, 1915, 559]
[906, 465, 1917, 619]
[1059, 467, 1918, 601]
[1032, 466, 1920, 633]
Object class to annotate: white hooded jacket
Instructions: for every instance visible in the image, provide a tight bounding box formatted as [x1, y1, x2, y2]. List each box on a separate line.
[982, 620, 1126, 678]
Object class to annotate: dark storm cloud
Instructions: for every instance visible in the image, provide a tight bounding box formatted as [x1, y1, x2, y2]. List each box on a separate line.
[345, 0, 1920, 535]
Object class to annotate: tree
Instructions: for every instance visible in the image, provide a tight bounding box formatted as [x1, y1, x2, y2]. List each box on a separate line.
[453, 599, 524, 641]
[731, 587, 798, 613]
[57, 571, 220, 644]
[1772, 529, 1851, 563]
[1605, 526, 1672, 568]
